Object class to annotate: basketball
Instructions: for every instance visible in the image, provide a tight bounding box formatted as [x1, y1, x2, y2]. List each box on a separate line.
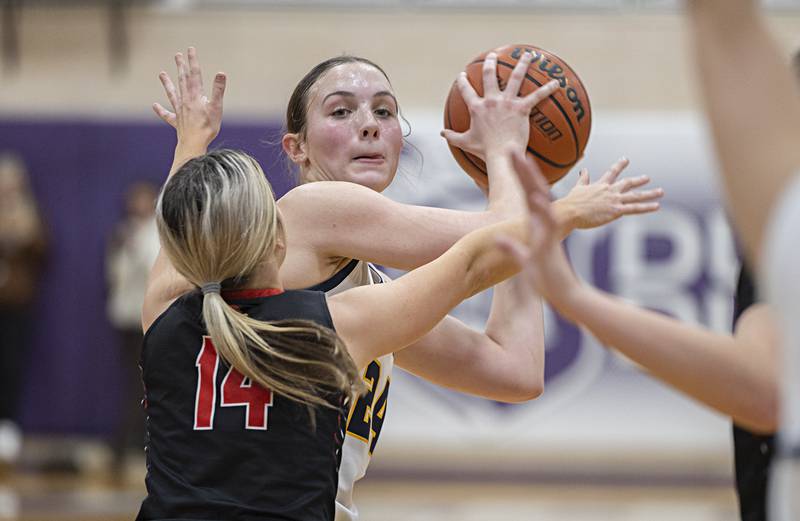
[444, 44, 592, 187]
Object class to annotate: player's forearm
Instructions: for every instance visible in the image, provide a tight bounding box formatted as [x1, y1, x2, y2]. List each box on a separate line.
[491, 157, 580, 240]
[457, 218, 527, 298]
[394, 315, 541, 402]
[562, 285, 777, 432]
[169, 141, 209, 178]
[483, 277, 545, 397]
[688, 1, 800, 265]
[143, 248, 193, 326]
[485, 147, 526, 217]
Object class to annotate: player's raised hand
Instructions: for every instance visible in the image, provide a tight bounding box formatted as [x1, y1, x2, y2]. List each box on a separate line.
[557, 157, 664, 230]
[440, 51, 559, 160]
[495, 150, 582, 306]
[152, 47, 226, 149]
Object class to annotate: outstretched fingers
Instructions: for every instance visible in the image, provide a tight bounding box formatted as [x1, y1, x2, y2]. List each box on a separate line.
[158, 70, 179, 111]
[504, 51, 533, 97]
[442, 72, 481, 148]
[615, 175, 651, 193]
[152, 102, 177, 127]
[455, 71, 480, 107]
[440, 127, 469, 150]
[175, 51, 189, 99]
[186, 46, 203, 97]
[620, 188, 664, 204]
[598, 157, 630, 184]
[210, 72, 227, 110]
[574, 168, 590, 187]
[618, 202, 661, 215]
[521, 79, 559, 110]
[482, 52, 500, 97]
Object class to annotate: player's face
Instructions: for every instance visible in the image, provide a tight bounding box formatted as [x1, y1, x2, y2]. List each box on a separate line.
[301, 63, 403, 192]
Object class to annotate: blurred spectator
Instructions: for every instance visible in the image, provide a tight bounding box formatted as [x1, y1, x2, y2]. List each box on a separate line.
[105, 181, 159, 475]
[0, 153, 47, 469]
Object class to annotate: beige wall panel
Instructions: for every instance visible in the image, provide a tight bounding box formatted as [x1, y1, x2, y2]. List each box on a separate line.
[1, 6, 799, 119]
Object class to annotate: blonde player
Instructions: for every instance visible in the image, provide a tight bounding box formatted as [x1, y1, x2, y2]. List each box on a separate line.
[139, 145, 549, 520]
[152, 47, 664, 520]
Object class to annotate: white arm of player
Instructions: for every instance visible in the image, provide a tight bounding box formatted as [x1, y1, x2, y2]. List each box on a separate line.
[688, 0, 800, 267]
[553, 284, 780, 434]
[327, 217, 528, 370]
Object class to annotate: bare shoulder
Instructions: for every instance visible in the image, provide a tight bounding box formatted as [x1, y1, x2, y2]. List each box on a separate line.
[278, 181, 383, 214]
[141, 293, 180, 334]
[277, 180, 395, 249]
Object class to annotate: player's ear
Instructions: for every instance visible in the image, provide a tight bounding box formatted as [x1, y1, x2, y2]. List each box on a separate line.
[282, 133, 307, 165]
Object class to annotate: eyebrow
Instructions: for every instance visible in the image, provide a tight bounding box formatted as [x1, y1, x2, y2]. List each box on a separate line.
[322, 90, 398, 107]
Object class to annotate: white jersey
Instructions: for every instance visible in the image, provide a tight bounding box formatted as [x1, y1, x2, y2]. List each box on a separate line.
[762, 173, 800, 447]
[761, 173, 800, 521]
[310, 260, 393, 521]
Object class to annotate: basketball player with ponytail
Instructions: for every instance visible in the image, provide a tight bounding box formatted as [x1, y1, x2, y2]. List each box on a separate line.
[152, 150, 359, 412]
[151, 46, 663, 520]
[139, 144, 541, 520]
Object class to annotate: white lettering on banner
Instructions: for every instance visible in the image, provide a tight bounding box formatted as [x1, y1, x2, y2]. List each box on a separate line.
[611, 207, 703, 325]
[562, 205, 737, 369]
[608, 206, 736, 331]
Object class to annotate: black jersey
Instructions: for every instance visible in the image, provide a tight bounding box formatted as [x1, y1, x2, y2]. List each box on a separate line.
[137, 289, 345, 521]
[732, 265, 775, 521]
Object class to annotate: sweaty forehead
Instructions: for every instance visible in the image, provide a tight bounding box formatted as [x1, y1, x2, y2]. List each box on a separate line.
[308, 62, 393, 104]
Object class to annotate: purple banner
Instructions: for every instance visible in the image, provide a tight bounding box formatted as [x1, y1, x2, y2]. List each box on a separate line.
[0, 119, 289, 435]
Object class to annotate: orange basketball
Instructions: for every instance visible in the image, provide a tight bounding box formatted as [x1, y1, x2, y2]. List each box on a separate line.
[444, 44, 592, 187]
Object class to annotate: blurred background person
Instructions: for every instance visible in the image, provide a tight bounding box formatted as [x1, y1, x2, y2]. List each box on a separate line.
[105, 181, 159, 478]
[0, 152, 47, 471]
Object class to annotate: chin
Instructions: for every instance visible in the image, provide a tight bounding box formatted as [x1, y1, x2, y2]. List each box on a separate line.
[348, 169, 395, 193]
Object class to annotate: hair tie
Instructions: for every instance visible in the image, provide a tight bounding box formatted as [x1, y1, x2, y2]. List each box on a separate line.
[201, 282, 222, 295]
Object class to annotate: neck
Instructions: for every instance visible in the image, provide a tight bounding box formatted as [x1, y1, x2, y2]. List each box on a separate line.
[238, 260, 283, 290]
[300, 166, 332, 184]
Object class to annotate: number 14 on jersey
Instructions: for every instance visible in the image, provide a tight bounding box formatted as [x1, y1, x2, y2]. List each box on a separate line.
[194, 337, 274, 430]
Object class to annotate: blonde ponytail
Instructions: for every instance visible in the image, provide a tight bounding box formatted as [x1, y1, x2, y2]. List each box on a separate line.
[202, 291, 362, 409]
[157, 149, 365, 410]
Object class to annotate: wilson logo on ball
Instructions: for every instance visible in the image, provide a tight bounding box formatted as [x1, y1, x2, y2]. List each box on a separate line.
[444, 44, 592, 188]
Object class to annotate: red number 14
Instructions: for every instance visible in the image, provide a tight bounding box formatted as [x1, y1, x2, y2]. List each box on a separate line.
[194, 337, 273, 430]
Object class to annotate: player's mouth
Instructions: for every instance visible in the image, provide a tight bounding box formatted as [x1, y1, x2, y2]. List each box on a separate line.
[352, 154, 385, 164]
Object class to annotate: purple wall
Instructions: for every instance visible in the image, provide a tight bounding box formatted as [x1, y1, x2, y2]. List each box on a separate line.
[0, 118, 291, 436]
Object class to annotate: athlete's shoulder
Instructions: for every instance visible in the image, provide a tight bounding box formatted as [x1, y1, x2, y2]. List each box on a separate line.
[143, 291, 201, 339]
[278, 182, 389, 224]
[280, 181, 377, 207]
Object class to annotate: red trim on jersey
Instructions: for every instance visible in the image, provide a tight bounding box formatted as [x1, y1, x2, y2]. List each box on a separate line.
[222, 288, 284, 300]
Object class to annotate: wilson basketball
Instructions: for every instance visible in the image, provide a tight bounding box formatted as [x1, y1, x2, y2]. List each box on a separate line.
[444, 44, 592, 187]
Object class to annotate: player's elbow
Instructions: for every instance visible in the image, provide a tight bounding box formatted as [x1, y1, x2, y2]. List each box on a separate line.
[749, 389, 780, 434]
[516, 380, 544, 402]
[487, 344, 545, 403]
[739, 385, 780, 434]
[496, 375, 544, 403]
